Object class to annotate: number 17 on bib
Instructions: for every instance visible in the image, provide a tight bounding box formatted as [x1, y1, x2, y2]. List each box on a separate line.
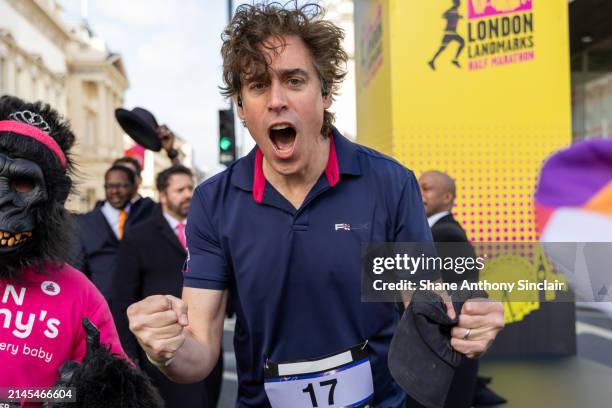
[263, 342, 374, 407]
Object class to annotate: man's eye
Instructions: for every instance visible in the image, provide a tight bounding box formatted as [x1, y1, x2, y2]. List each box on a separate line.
[288, 78, 303, 86]
[250, 83, 266, 90]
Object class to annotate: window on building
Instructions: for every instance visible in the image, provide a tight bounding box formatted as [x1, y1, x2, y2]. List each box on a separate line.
[85, 109, 97, 145]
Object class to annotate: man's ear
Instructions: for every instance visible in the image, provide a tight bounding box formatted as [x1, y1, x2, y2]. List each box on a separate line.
[322, 89, 333, 110]
[443, 192, 454, 206]
[158, 191, 167, 207]
[322, 81, 332, 109]
[232, 95, 245, 120]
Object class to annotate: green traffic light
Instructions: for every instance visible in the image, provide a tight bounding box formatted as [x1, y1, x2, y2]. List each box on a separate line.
[220, 136, 232, 151]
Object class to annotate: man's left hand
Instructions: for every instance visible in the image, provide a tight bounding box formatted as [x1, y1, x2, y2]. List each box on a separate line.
[449, 299, 504, 358]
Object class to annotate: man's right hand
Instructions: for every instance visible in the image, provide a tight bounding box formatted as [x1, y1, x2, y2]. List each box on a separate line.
[127, 295, 189, 363]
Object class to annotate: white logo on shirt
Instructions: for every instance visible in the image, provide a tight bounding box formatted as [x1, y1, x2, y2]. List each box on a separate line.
[335, 223, 369, 231]
[41, 281, 60, 296]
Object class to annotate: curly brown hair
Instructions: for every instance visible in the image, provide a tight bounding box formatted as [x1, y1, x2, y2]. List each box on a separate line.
[220, 1, 348, 136]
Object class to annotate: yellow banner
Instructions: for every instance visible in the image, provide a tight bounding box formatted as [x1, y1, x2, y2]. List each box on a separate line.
[355, 0, 571, 243]
[355, 0, 572, 323]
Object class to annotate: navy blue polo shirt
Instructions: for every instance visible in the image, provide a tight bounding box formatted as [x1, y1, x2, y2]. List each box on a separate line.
[184, 129, 433, 407]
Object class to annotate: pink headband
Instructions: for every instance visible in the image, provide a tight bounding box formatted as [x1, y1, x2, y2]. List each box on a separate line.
[0, 120, 67, 169]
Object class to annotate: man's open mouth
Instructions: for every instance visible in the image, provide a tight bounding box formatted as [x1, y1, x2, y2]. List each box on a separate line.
[268, 123, 297, 157]
[0, 230, 33, 248]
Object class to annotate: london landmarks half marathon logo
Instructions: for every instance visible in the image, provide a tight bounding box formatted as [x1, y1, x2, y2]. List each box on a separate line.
[428, 0, 535, 71]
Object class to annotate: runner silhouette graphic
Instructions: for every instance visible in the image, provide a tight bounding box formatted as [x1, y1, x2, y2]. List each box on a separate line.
[428, 0, 465, 70]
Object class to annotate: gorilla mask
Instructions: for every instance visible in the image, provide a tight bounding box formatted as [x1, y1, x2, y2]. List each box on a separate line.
[0, 95, 75, 279]
[0, 153, 47, 251]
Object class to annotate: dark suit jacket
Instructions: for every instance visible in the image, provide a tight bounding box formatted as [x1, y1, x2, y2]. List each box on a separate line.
[431, 213, 478, 284]
[431, 213, 479, 408]
[73, 197, 156, 301]
[431, 213, 470, 243]
[111, 206, 186, 358]
[111, 207, 214, 408]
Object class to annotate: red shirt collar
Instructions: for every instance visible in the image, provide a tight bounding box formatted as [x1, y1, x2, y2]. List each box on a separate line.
[252, 132, 339, 204]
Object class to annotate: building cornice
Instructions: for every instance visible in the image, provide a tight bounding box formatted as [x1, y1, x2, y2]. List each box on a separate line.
[0, 32, 66, 83]
[67, 57, 129, 92]
[7, 0, 73, 50]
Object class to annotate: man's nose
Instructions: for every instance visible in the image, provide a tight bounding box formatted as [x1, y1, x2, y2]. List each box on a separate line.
[267, 81, 288, 113]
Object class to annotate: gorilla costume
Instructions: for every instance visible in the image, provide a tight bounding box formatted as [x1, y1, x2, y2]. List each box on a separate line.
[0, 95, 162, 407]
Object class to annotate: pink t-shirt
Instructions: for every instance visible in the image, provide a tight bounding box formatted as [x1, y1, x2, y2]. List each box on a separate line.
[0, 263, 127, 405]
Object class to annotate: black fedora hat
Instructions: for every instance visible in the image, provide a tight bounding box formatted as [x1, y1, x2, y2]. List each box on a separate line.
[115, 107, 162, 152]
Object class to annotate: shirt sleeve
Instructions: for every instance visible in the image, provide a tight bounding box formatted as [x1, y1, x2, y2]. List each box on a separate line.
[183, 186, 229, 290]
[394, 171, 433, 243]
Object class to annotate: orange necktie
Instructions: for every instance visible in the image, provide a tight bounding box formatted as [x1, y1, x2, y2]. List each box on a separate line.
[118, 209, 127, 239]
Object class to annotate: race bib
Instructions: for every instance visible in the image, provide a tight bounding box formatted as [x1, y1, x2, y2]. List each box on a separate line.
[264, 342, 373, 408]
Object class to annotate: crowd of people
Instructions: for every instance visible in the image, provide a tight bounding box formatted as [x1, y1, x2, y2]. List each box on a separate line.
[0, 2, 506, 408]
[70, 157, 223, 408]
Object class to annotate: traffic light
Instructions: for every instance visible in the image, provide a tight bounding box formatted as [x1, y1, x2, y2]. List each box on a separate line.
[218, 109, 236, 165]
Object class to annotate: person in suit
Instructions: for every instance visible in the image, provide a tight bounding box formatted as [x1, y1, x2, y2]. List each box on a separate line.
[91, 157, 155, 220]
[113, 156, 157, 225]
[419, 170, 476, 244]
[111, 165, 223, 408]
[418, 170, 481, 408]
[74, 165, 146, 301]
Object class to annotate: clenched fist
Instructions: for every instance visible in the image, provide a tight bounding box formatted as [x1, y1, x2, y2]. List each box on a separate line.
[127, 294, 189, 364]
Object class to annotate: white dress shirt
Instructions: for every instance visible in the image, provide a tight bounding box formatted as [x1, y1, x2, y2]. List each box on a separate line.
[427, 211, 450, 228]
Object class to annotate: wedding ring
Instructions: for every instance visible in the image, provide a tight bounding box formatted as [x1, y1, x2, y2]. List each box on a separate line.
[463, 328, 472, 340]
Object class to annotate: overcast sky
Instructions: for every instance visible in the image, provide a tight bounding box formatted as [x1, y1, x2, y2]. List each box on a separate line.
[60, 0, 240, 176]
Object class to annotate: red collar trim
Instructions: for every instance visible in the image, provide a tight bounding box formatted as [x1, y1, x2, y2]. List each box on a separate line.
[252, 132, 339, 204]
[253, 148, 265, 204]
[325, 132, 340, 187]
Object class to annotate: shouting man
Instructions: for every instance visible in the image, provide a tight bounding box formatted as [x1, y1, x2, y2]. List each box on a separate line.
[127, 3, 504, 407]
